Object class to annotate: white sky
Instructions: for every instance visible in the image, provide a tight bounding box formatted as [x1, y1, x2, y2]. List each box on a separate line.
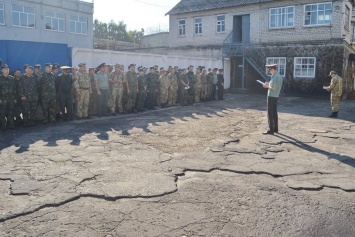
[93, 0, 180, 34]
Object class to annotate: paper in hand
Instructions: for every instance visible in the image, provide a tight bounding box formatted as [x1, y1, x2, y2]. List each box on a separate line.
[323, 86, 329, 90]
[256, 80, 264, 85]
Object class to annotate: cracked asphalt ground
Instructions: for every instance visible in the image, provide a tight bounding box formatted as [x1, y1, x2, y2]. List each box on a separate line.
[0, 94, 355, 237]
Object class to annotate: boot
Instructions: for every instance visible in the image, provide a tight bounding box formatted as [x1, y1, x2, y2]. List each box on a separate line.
[328, 112, 338, 118]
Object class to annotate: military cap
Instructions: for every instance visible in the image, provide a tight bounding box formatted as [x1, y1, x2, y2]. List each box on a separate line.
[149, 66, 155, 70]
[182, 68, 187, 71]
[128, 63, 136, 69]
[189, 65, 194, 68]
[60, 66, 71, 70]
[138, 67, 144, 72]
[213, 68, 218, 71]
[114, 63, 121, 68]
[160, 67, 164, 70]
[78, 62, 86, 67]
[218, 69, 224, 72]
[1, 64, 9, 69]
[154, 65, 158, 68]
[14, 68, 21, 72]
[265, 63, 277, 68]
[97, 63, 106, 68]
[329, 70, 337, 76]
[52, 64, 59, 70]
[26, 65, 34, 70]
[44, 63, 52, 67]
[23, 64, 30, 70]
[174, 66, 178, 69]
[34, 64, 41, 68]
[89, 67, 95, 70]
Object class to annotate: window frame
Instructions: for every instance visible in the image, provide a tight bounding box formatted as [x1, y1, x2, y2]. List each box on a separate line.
[265, 57, 286, 77]
[194, 17, 202, 35]
[304, 2, 332, 26]
[45, 10, 65, 32]
[269, 6, 295, 29]
[178, 19, 186, 36]
[0, 2, 4, 25]
[69, 15, 87, 35]
[217, 15, 226, 33]
[344, 5, 350, 31]
[294, 57, 316, 78]
[11, 4, 35, 28]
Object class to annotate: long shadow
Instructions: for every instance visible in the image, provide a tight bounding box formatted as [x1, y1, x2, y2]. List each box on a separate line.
[275, 132, 355, 169]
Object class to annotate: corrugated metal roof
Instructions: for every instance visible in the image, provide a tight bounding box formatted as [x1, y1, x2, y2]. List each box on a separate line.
[166, 0, 274, 15]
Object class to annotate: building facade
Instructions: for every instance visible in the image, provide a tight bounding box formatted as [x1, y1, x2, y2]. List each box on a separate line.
[0, 0, 93, 70]
[167, 0, 355, 97]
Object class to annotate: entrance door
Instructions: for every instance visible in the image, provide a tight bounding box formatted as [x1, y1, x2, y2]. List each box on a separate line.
[233, 15, 250, 44]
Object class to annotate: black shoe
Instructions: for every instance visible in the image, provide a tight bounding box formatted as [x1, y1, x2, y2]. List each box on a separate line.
[111, 113, 116, 116]
[263, 130, 274, 135]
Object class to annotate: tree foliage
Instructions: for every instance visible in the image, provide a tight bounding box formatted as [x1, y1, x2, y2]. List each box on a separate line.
[94, 19, 145, 43]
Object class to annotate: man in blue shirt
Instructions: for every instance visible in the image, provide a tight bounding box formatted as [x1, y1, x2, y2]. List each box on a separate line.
[263, 64, 283, 135]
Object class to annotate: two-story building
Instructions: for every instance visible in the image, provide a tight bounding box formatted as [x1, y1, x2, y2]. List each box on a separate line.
[0, 0, 93, 70]
[167, 0, 355, 97]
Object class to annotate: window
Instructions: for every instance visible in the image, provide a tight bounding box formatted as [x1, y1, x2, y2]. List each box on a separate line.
[266, 57, 286, 77]
[0, 2, 4, 25]
[45, 10, 65, 32]
[178, 19, 185, 36]
[70, 15, 87, 35]
[344, 6, 350, 31]
[294, 57, 316, 78]
[269, 6, 294, 28]
[217, 15, 225, 32]
[304, 2, 332, 26]
[12, 4, 35, 28]
[194, 17, 202, 35]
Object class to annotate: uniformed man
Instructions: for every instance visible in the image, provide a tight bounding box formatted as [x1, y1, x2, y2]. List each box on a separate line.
[179, 68, 189, 106]
[326, 70, 343, 118]
[159, 69, 169, 108]
[0, 64, 17, 130]
[12, 68, 23, 126]
[211, 68, 218, 101]
[187, 65, 195, 105]
[206, 68, 213, 101]
[56, 66, 74, 121]
[88, 67, 98, 116]
[109, 64, 127, 115]
[52, 64, 59, 76]
[194, 67, 202, 103]
[33, 64, 42, 80]
[95, 63, 110, 117]
[145, 67, 158, 110]
[167, 67, 178, 106]
[217, 69, 225, 100]
[75, 62, 91, 119]
[38, 63, 56, 123]
[136, 67, 147, 112]
[200, 67, 208, 102]
[19, 65, 38, 126]
[125, 64, 138, 113]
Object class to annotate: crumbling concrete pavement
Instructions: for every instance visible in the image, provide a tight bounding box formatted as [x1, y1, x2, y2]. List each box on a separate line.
[0, 94, 354, 236]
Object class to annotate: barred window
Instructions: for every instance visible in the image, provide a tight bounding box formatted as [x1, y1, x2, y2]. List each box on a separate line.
[70, 15, 87, 35]
[304, 2, 332, 26]
[45, 10, 65, 32]
[0, 2, 4, 25]
[269, 6, 294, 28]
[12, 4, 35, 28]
[217, 15, 225, 32]
[266, 57, 286, 77]
[178, 19, 185, 36]
[194, 17, 202, 35]
[294, 57, 316, 78]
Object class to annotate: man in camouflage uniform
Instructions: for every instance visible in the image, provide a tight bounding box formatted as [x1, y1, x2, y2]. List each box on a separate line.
[88, 67, 98, 116]
[125, 64, 138, 113]
[167, 67, 178, 106]
[200, 67, 208, 102]
[194, 67, 202, 103]
[136, 67, 147, 112]
[217, 69, 225, 100]
[95, 63, 110, 117]
[19, 65, 38, 126]
[56, 66, 74, 121]
[75, 62, 91, 119]
[33, 65, 42, 80]
[179, 68, 189, 106]
[187, 65, 195, 105]
[145, 67, 157, 110]
[326, 70, 343, 118]
[12, 68, 23, 126]
[159, 69, 169, 108]
[38, 63, 56, 123]
[0, 64, 17, 130]
[206, 68, 213, 101]
[109, 64, 127, 115]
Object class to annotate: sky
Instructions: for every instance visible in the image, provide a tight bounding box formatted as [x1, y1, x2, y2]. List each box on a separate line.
[93, 0, 180, 34]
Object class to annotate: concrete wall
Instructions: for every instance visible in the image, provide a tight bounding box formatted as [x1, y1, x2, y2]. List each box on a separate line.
[141, 32, 169, 48]
[72, 48, 231, 89]
[0, 0, 93, 49]
[168, 0, 351, 47]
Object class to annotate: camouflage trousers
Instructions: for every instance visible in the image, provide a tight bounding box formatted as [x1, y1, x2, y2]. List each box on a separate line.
[206, 85, 212, 99]
[77, 89, 90, 118]
[41, 97, 56, 123]
[126, 88, 137, 112]
[201, 85, 208, 100]
[110, 87, 123, 113]
[156, 90, 161, 106]
[88, 91, 98, 115]
[160, 89, 168, 104]
[0, 99, 15, 128]
[21, 100, 38, 125]
[194, 86, 202, 103]
[331, 95, 340, 112]
[168, 88, 178, 106]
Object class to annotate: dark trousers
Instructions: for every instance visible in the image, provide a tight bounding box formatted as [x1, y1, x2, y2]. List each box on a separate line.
[211, 84, 217, 100]
[217, 84, 224, 99]
[60, 94, 73, 120]
[146, 91, 155, 109]
[97, 89, 109, 116]
[267, 96, 278, 132]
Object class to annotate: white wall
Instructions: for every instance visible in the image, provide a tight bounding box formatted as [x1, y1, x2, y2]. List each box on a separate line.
[72, 48, 231, 89]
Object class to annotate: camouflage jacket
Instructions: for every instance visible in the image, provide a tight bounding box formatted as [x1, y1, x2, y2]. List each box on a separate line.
[0, 74, 16, 100]
[329, 75, 342, 97]
[38, 72, 56, 99]
[19, 75, 38, 101]
[126, 71, 138, 89]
